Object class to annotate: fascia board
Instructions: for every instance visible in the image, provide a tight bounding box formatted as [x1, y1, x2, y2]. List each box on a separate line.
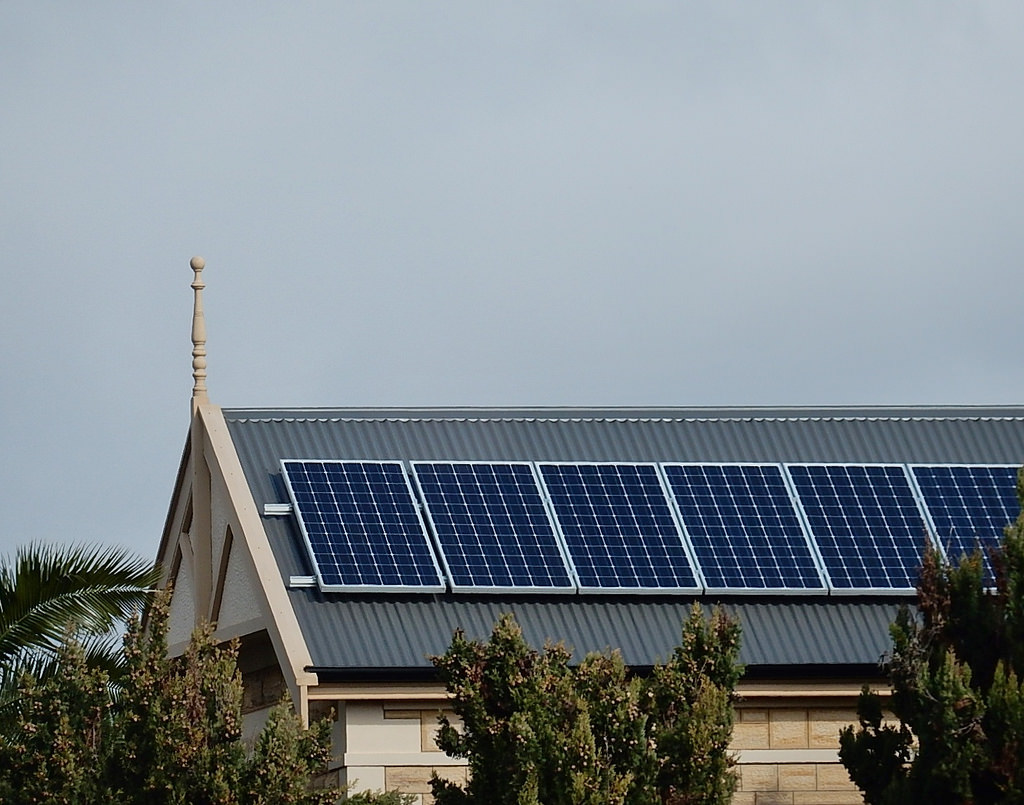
[155, 432, 193, 586]
[195, 402, 318, 696]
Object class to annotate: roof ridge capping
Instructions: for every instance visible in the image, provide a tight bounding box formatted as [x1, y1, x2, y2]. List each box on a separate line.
[221, 404, 1024, 425]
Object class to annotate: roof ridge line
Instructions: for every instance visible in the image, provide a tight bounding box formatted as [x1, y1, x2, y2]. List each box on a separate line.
[227, 414, 1024, 424]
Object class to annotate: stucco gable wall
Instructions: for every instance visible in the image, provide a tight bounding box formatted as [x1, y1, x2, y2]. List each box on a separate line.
[167, 553, 196, 647]
[216, 533, 265, 629]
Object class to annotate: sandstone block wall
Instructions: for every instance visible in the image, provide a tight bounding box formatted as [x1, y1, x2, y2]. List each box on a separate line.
[327, 702, 868, 805]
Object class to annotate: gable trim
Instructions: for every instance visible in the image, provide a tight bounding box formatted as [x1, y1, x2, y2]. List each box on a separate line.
[209, 525, 234, 625]
[195, 402, 317, 696]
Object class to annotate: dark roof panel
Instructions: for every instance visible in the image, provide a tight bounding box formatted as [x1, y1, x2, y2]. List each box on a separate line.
[221, 405, 1024, 673]
[290, 592, 900, 673]
[225, 406, 1024, 477]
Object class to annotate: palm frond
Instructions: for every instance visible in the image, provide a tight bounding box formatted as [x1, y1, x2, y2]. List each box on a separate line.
[0, 542, 159, 668]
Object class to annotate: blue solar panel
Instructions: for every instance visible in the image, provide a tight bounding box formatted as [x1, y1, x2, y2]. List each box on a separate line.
[281, 460, 445, 592]
[537, 463, 700, 593]
[662, 463, 826, 592]
[911, 465, 1019, 577]
[411, 462, 575, 592]
[786, 464, 929, 592]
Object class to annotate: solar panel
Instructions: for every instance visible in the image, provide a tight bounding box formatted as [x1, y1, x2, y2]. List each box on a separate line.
[662, 463, 826, 592]
[786, 464, 929, 593]
[537, 462, 700, 593]
[280, 460, 445, 592]
[910, 465, 1019, 577]
[411, 462, 575, 592]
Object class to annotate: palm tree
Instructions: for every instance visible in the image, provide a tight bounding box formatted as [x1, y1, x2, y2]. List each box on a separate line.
[0, 542, 159, 694]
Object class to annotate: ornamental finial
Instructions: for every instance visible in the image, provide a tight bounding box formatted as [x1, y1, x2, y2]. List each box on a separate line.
[190, 256, 208, 406]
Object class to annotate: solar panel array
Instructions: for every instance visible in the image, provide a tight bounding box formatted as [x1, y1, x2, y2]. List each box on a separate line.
[281, 460, 444, 592]
[279, 460, 1020, 596]
[537, 463, 700, 593]
[663, 464, 825, 592]
[412, 462, 574, 592]
[787, 465, 927, 592]
[911, 465, 1019, 582]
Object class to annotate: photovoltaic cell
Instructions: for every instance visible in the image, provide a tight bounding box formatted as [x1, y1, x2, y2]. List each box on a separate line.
[281, 460, 445, 592]
[786, 464, 928, 592]
[412, 462, 575, 592]
[538, 463, 700, 593]
[662, 464, 826, 591]
[911, 465, 1019, 579]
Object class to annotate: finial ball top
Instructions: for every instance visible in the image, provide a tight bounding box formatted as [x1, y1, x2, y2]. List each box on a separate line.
[190, 256, 206, 271]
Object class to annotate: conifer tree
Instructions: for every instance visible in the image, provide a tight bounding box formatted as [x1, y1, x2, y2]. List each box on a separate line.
[0, 593, 338, 805]
[430, 604, 741, 805]
[840, 469, 1024, 804]
[0, 636, 109, 804]
[649, 606, 743, 805]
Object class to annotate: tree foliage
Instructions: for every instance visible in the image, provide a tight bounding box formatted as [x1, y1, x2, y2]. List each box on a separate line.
[0, 636, 109, 803]
[649, 605, 743, 804]
[840, 469, 1024, 804]
[344, 790, 416, 804]
[430, 604, 742, 805]
[0, 592, 338, 805]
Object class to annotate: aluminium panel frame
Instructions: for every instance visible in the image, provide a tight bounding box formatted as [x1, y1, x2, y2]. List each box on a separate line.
[908, 463, 1020, 585]
[659, 462, 830, 595]
[280, 458, 447, 594]
[410, 460, 578, 594]
[783, 462, 929, 596]
[536, 460, 704, 595]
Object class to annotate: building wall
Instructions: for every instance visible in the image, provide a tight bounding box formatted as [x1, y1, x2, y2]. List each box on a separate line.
[238, 634, 288, 743]
[166, 551, 196, 647]
[730, 706, 864, 805]
[315, 697, 868, 805]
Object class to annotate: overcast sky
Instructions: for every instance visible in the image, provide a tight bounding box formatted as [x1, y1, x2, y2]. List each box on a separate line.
[3, 3, 1024, 562]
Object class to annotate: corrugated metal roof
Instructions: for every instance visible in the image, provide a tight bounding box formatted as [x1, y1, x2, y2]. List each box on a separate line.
[291, 593, 900, 672]
[224, 406, 1024, 477]
[221, 405, 1024, 674]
